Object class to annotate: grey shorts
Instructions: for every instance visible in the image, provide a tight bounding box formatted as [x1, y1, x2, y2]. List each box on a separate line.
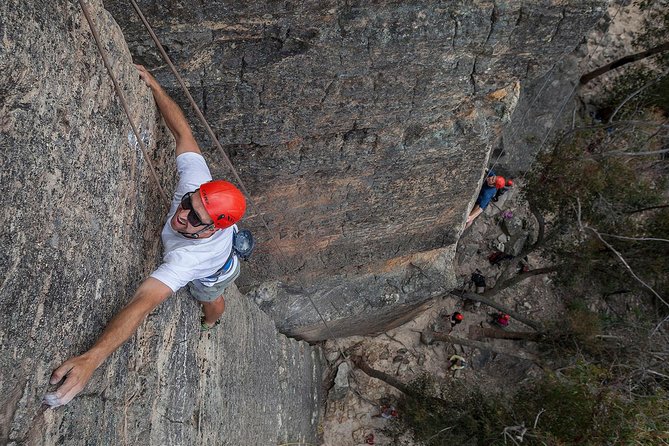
[187, 259, 240, 302]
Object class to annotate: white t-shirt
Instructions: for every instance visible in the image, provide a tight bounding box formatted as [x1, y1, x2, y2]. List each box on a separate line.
[150, 152, 237, 293]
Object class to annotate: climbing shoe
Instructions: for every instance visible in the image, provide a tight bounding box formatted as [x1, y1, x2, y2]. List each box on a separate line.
[200, 316, 221, 332]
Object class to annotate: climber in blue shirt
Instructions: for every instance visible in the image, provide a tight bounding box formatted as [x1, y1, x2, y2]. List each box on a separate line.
[465, 170, 508, 228]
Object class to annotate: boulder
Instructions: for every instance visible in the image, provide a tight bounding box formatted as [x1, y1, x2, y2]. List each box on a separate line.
[505, 232, 529, 256]
[329, 361, 351, 401]
[502, 216, 524, 237]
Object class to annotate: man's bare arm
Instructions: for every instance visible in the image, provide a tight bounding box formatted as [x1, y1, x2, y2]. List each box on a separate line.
[135, 64, 201, 157]
[465, 205, 483, 228]
[45, 278, 173, 407]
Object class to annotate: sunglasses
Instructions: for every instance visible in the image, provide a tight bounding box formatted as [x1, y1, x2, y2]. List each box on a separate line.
[180, 191, 208, 227]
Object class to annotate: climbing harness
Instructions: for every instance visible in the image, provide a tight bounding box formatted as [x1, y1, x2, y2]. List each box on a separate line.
[208, 228, 255, 279]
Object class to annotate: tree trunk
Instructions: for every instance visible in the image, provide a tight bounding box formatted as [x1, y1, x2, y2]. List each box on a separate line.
[350, 356, 428, 400]
[625, 204, 669, 214]
[420, 329, 541, 363]
[469, 325, 543, 342]
[579, 41, 669, 85]
[485, 266, 558, 298]
[449, 290, 544, 331]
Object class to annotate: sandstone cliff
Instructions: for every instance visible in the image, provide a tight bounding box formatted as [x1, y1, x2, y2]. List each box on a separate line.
[0, 1, 321, 444]
[104, 0, 607, 339]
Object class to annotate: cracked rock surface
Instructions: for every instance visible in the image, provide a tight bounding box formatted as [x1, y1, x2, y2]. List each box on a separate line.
[104, 0, 606, 339]
[0, 1, 322, 444]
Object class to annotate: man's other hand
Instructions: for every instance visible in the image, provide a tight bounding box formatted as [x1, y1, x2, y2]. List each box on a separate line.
[44, 354, 99, 407]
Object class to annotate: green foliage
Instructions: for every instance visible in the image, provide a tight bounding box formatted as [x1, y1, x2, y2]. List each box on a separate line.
[634, 0, 669, 55]
[599, 67, 669, 120]
[393, 367, 669, 445]
[391, 381, 510, 445]
[523, 112, 669, 303]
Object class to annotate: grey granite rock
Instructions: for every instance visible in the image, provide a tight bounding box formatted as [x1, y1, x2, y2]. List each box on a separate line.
[0, 1, 322, 444]
[502, 216, 524, 236]
[1, 0, 608, 439]
[103, 0, 607, 339]
[329, 361, 351, 401]
[505, 232, 529, 257]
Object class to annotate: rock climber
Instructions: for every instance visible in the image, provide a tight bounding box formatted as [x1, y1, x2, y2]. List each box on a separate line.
[492, 178, 513, 203]
[491, 312, 511, 328]
[465, 170, 508, 228]
[44, 65, 247, 408]
[373, 404, 399, 419]
[447, 311, 464, 329]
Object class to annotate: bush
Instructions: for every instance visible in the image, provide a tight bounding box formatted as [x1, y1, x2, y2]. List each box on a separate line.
[392, 366, 669, 445]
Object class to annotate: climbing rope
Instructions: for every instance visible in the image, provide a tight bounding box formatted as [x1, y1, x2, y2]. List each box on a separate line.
[126, 0, 348, 352]
[78, 0, 169, 203]
[79, 0, 344, 360]
[480, 1, 628, 227]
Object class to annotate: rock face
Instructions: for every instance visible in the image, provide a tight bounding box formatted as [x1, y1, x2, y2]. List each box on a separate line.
[103, 0, 607, 339]
[499, 1, 667, 176]
[0, 1, 322, 444]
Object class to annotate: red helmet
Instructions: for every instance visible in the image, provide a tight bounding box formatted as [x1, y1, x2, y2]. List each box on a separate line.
[506, 179, 514, 187]
[199, 180, 246, 229]
[454, 312, 464, 321]
[495, 176, 506, 189]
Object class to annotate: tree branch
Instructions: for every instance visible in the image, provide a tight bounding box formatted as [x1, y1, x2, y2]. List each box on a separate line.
[420, 329, 541, 363]
[599, 233, 669, 244]
[469, 325, 543, 342]
[350, 355, 427, 399]
[601, 147, 669, 157]
[609, 70, 669, 122]
[579, 42, 669, 85]
[584, 225, 669, 309]
[550, 121, 669, 161]
[487, 266, 558, 298]
[529, 206, 546, 250]
[625, 204, 669, 215]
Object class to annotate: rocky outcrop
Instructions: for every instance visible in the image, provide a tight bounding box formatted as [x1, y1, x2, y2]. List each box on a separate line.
[104, 0, 607, 339]
[497, 1, 664, 176]
[0, 1, 322, 444]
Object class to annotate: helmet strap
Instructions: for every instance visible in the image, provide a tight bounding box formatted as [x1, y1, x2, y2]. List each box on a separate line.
[180, 224, 215, 239]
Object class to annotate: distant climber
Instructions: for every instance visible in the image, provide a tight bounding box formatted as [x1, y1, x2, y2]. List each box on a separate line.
[465, 170, 508, 228]
[492, 178, 513, 202]
[491, 313, 511, 328]
[471, 270, 486, 294]
[448, 354, 466, 371]
[445, 311, 464, 329]
[373, 404, 398, 420]
[44, 65, 248, 408]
